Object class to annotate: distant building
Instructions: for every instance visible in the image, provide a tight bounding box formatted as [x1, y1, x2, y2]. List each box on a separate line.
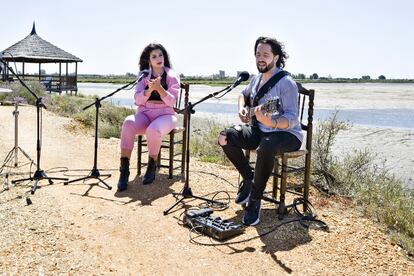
[219, 70, 225, 79]
[212, 70, 226, 80]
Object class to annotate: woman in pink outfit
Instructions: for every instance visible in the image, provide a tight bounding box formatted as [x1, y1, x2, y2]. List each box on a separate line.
[117, 43, 180, 191]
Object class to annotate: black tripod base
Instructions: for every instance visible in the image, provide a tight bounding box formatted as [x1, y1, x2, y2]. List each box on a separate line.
[12, 169, 69, 194]
[64, 168, 112, 190]
[163, 186, 225, 215]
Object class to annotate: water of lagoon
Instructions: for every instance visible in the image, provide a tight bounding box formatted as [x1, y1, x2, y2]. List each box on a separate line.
[78, 82, 414, 130]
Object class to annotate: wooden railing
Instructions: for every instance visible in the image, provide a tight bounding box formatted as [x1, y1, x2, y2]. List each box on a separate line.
[4, 74, 78, 94]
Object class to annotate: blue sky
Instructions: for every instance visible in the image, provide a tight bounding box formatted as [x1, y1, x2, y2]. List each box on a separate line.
[1, 0, 413, 78]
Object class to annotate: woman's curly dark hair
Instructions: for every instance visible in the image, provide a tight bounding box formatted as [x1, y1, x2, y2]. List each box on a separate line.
[254, 36, 288, 68]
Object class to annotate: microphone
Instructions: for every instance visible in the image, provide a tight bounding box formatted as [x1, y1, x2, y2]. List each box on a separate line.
[137, 69, 149, 82]
[229, 71, 249, 90]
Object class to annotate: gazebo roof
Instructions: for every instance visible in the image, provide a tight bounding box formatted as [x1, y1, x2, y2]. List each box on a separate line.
[1, 23, 83, 63]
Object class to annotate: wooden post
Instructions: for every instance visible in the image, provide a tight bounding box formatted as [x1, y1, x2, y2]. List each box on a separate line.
[22, 62, 25, 79]
[65, 62, 68, 94]
[39, 63, 41, 80]
[1, 61, 4, 81]
[59, 62, 62, 94]
[75, 62, 78, 96]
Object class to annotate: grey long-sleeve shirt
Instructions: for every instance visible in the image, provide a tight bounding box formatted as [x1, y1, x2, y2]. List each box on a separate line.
[240, 68, 303, 143]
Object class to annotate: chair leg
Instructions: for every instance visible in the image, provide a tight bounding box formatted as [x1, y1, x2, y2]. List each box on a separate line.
[303, 153, 311, 213]
[137, 135, 142, 175]
[181, 128, 187, 178]
[168, 133, 174, 179]
[272, 157, 279, 207]
[156, 152, 161, 171]
[278, 155, 288, 219]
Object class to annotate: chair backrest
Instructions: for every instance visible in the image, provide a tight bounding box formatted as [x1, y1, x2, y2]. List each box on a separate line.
[296, 82, 315, 199]
[296, 82, 315, 154]
[175, 83, 190, 130]
[175, 83, 189, 111]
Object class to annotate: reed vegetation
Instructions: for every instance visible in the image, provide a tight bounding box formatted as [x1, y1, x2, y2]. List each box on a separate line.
[312, 112, 413, 256]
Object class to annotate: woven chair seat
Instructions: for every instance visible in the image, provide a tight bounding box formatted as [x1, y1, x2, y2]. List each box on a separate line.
[277, 149, 307, 159]
[171, 127, 185, 134]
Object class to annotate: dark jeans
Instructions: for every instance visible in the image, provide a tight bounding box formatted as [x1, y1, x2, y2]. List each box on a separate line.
[221, 124, 301, 200]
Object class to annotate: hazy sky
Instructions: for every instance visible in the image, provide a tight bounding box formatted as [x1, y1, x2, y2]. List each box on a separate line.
[1, 0, 413, 78]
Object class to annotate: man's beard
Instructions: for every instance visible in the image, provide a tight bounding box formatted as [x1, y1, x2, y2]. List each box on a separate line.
[256, 60, 275, 73]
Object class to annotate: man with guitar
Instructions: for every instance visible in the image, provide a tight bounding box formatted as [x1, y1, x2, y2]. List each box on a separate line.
[218, 36, 303, 226]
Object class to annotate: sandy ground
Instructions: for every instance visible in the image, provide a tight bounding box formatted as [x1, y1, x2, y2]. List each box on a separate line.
[0, 105, 413, 275]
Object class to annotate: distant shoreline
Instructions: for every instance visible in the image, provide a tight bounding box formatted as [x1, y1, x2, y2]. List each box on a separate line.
[2, 76, 413, 86]
[76, 75, 414, 85]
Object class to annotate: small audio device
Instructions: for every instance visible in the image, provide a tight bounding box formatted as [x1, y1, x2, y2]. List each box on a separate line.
[184, 208, 244, 240]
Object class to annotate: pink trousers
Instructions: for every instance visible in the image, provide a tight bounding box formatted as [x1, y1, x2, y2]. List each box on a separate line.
[120, 102, 177, 157]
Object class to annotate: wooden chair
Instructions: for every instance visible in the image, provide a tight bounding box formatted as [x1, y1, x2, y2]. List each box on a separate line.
[137, 83, 189, 180]
[246, 83, 315, 219]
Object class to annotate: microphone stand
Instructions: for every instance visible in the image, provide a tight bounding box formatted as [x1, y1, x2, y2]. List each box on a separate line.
[64, 79, 137, 189]
[163, 85, 233, 215]
[0, 99, 35, 174]
[0, 59, 69, 194]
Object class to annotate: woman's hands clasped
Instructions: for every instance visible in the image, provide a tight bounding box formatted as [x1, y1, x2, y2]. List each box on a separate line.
[147, 76, 162, 93]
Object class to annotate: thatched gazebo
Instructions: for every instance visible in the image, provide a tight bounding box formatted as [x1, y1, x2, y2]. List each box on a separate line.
[1, 22, 83, 95]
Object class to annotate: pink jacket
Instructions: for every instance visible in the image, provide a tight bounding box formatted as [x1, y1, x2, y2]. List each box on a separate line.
[134, 67, 180, 108]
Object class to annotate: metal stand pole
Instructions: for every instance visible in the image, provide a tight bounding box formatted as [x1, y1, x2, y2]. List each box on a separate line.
[63, 79, 138, 189]
[163, 83, 238, 215]
[12, 98, 68, 194]
[64, 98, 112, 189]
[0, 102, 34, 174]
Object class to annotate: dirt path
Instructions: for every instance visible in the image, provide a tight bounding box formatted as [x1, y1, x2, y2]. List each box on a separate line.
[0, 105, 413, 275]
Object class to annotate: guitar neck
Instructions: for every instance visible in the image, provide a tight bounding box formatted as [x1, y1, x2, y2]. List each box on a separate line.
[248, 106, 256, 119]
[247, 98, 279, 119]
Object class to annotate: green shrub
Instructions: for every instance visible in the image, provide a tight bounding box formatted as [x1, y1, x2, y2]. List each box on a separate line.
[98, 104, 133, 138]
[7, 81, 46, 105]
[99, 121, 122, 138]
[311, 111, 350, 192]
[312, 112, 414, 256]
[353, 172, 414, 250]
[188, 118, 230, 165]
[73, 107, 96, 129]
[46, 94, 91, 117]
[70, 101, 133, 138]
